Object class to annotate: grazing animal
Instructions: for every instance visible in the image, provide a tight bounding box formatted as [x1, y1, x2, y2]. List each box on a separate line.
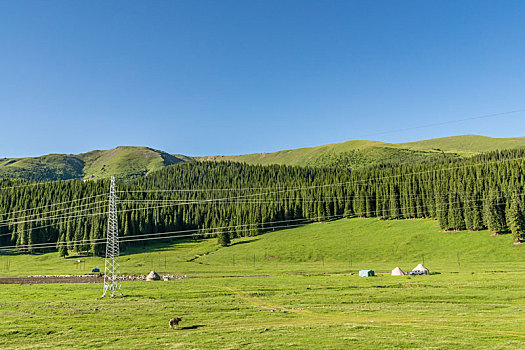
[169, 317, 182, 329]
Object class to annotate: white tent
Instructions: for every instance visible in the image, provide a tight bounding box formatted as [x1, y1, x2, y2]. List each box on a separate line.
[391, 267, 405, 276]
[412, 264, 429, 275]
[146, 271, 161, 281]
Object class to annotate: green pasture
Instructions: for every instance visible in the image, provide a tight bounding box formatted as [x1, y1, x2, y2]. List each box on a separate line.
[1, 273, 525, 349]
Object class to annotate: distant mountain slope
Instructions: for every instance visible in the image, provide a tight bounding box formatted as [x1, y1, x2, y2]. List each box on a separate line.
[398, 135, 525, 155]
[0, 146, 191, 181]
[199, 140, 397, 167]
[200, 135, 525, 168]
[0, 154, 85, 181]
[199, 140, 455, 168]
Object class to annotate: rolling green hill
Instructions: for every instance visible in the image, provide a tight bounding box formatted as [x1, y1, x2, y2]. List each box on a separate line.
[0, 146, 190, 182]
[200, 135, 525, 168]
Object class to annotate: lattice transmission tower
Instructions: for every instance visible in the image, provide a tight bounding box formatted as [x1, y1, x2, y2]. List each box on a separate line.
[102, 176, 122, 297]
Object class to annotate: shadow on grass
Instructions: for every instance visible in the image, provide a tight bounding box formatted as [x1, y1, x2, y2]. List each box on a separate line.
[230, 238, 260, 246]
[120, 237, 206, 256]
[179, 325, 205, 330]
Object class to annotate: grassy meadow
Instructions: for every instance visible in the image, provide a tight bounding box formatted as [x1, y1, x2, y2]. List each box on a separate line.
[2, 218, 525, 349]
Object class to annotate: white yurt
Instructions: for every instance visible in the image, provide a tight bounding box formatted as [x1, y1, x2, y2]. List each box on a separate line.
[391, 267, 405, 276]
[412, 264, 429, 275]
[146, 271, 161, 281]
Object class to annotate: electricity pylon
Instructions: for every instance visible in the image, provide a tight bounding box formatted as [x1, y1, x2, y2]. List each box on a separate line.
[102, 176, 122, 297]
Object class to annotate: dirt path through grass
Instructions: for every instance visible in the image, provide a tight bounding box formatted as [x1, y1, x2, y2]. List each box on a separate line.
[224, 285, 525, 341]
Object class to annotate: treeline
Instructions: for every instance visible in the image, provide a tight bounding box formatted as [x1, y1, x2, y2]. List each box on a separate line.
[1, 149, 525, 255]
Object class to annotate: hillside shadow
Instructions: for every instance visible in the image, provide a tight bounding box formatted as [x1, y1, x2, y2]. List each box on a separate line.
[0, 251, 18, 256]
[230, 238, 260, 246]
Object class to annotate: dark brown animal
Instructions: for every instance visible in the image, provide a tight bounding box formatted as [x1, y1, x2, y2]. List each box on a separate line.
[169, 317, 182, 329]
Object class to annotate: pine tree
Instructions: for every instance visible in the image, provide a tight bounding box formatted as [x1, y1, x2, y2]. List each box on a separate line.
[483, 191, 505, 234]
[448, 193, 466, 231]
[436, 194, 449, 230]
[217, 231, 231, 247]
[508, 196, 525, 241]
[343, 200, 353, 217]
[389, 187, 400, 219]
[466, 191, 484, 231]
[57, 234, 67, 258]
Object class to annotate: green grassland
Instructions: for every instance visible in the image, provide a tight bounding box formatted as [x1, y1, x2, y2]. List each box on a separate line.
[2, 273, 525, 349]
[2, 218, 525, 348]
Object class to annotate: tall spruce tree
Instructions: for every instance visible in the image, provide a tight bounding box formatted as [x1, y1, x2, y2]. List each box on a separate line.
[483, 190, 506, 234]
[508, 195, 525, 241]
[437, 194, 449, 230]
[57, 234, 67, 258]
[448, 193, 466, 231]
[470, 192, 485, 231]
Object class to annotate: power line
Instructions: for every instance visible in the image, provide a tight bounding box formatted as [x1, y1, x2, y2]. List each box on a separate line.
[0, 193, 107, 218]
[0, 155, 523, 249]
[0, 197, 517, 251]
[117, 156, 525, 196]
[360, 108, 525, 139]
[117, 190, 516, 203]
[0, 154, 521, 227]
[0, 187, 519, 239]
[0, 199, 107, 225]
[0, 176, 86, 192]
[0, 202, 107, 228]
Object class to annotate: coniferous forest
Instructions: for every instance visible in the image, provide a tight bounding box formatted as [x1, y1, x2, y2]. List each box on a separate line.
[1, 149, 525, 255]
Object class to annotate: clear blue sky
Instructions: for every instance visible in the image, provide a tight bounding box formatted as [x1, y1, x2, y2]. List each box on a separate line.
[1, 1, 525, 157]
